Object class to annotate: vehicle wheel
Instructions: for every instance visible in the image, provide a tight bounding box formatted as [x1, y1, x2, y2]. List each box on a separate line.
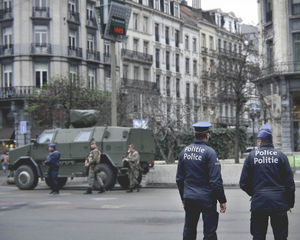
[93, 163, 116, 190]
[15, 165, 38, 190]
[45, 177, 68, 189]
[117, 171, 142, 189]
[140, 162, 149, 174]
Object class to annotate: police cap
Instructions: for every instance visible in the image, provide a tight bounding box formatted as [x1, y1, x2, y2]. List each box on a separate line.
[257, 129, 273, 141]
[49, 143, 56, 148]
[192, 121, 212, 133]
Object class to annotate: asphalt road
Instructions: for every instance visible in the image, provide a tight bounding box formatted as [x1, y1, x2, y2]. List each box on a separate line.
[0, 185, 300, 240]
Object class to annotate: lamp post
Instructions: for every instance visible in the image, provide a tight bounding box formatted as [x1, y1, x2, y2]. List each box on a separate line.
[249, 109, 261, 147]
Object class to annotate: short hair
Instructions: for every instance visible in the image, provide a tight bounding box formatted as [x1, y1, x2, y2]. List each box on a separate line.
[195, 132, 209, 140]
[91, 140, 97, 145]
[128, 144, 135, 149]
[258, 138, 272, 144]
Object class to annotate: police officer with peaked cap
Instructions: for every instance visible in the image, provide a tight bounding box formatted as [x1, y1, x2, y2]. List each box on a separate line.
[176, 121, 227, 240]
[45, 143, 61, 194]
[239, 127, 295, 239]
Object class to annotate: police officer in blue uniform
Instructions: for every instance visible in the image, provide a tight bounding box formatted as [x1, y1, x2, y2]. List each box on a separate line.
[45, 143, 61, 194]
[176, 121, 227, 240]
[240, 127, 295, 239]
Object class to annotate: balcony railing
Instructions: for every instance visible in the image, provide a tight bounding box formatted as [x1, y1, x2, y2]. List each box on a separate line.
[121, 49, 153, 64]
[86, 17, 98, 29]
[201, 47, 208, 54]
[67, 11, 80, 24]
[121, 78, 159, 93]
[219, 116, 250, 126]
[102, 53, 110, 64]
[261, 61, 300, 77]
[0, 7, 13, 21]
[0, 44, 14, 56]
[86, 50, 100, 62]
[32, 7, 50, 19]
[68, 46, 82, 58]
[31, 43, 52, 55]
[0, 86, 35, 99]
[202, 70, 217, 80]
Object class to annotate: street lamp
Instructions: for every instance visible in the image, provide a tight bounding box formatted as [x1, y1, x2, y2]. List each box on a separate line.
[249, 109, 261, 147]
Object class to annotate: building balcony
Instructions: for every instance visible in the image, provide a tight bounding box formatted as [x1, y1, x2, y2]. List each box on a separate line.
[121, 49, 153, 65]
[201, 47, 209, 55]
[218, 116, 250, 126]
[101, 53, 110, 64]
[32, 7, 50, 19]
[0, 7, 13, 22]
[31, 43, 52, 55]
[68, 46, 82, 58]
[67, 11, 80, 25]
[86, 17, 98, 29]
[202, 70, 217, 80]
[121, 78, 159, 93]
[0, 86, 35, 100]
[0, 44, 14, 57]
[260, 61, 300, 78]
[86, 50, 100, 62]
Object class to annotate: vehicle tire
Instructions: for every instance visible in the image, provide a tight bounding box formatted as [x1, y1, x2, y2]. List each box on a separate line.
[117, 171, 142, 189]
[93, 163, 116, 190]
[45, 177, 68, 189]
[15, 165, 38, 190]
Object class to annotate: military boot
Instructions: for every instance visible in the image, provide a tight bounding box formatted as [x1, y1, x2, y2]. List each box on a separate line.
[98, 187, 106, 193]
[84, 187, 92, 194]
[126, 188, 133, 193]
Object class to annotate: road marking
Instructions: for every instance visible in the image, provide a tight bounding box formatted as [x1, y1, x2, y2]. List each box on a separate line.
[101, 204, 124, 209]
[91, 197, 118, 201]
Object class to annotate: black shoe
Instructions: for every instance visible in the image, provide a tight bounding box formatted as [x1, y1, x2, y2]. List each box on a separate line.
[53, 191, 59, 195]
[98, 187, 106, 193]
[84, 188, 92, 194]
[136, 187, 140, 192]
[49, 190, 55, 194]
[126, 188, 133, 193]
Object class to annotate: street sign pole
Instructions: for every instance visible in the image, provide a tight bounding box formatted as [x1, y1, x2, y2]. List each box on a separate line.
[111, 40, 117, 126]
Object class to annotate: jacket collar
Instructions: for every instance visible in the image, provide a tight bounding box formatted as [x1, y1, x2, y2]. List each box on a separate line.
[194, 139, 209, 146]
[259, 143, 274, 149]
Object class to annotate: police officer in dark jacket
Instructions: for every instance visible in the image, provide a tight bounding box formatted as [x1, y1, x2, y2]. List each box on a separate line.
[240, 127, 295, 239]
[45, 143, 60, 194]
[176, 121, 227, 240]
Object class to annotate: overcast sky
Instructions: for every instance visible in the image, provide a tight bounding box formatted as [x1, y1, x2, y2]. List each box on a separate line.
[188, 0, 258, 25]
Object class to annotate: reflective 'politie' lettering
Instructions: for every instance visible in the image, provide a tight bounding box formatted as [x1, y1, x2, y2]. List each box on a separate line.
[254, 149, 279, 164]
[183, 146, 206, 161]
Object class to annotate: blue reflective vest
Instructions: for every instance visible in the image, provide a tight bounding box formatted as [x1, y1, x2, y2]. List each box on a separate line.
[176, 140, 227, 208]
[239, 143, 295, 212]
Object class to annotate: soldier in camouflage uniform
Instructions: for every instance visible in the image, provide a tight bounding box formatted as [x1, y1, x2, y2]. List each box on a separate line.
[84, 141, 105, 194]
[123, 144, 140, 193]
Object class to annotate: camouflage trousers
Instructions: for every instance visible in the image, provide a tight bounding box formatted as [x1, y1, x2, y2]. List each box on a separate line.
[128, 168, 139, 189]
[88, 168, 104, 188]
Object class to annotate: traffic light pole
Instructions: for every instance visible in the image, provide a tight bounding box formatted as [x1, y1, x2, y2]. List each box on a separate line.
[110, 40, 117, 126]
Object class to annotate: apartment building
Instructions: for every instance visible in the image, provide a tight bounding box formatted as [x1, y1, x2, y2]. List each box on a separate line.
[258, 0, 300, 152]
[0, 0, 115, 146]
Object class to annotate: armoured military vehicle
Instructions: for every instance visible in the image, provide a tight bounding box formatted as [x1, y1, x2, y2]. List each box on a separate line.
[8, 126, 156, 190]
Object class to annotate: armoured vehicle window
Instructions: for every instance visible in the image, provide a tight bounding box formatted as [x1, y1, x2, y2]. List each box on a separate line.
[74, 131, 92, 142]
[38, 133, 54, 143]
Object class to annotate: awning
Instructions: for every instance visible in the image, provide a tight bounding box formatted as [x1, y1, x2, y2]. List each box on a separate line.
[0, 128, 14, 141]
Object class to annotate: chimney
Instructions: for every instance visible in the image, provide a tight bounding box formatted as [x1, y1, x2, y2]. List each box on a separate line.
[192, 0, 201, 9]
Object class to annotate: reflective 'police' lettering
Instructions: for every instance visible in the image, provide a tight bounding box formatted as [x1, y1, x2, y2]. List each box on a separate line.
[183, 152, 203, 161]
[254, 150, 279, 164]
[184, 146, 206, 153]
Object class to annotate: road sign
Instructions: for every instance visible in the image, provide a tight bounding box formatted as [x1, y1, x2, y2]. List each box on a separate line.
[20, 121, 27, 134]
[133, 119, 149, 129]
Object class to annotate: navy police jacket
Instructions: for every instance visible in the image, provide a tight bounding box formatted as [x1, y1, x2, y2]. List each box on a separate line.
[176, 140, 227, 208]
[45, 150, 60, 169]
[239, 143, 295, 212]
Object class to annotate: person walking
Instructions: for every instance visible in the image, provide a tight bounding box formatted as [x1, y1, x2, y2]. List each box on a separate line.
[45, 144, 60, 195]
[123, 144, 140, 193]
[176, 121, 227, 240]
[84, 141, 105, 194]
[240, 127, 295, 239]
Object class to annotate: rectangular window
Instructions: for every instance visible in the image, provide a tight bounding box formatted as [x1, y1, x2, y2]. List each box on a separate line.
[192, 38, 197, 52]
[133, 38, 139, 52]
[176, 54, 180, 72]
[218, 39, 221, 51]
[143, 16, 148, 33]
[123, 64, 128, 79]
[155, 48, 160, 68]
[155, 23, 159, 42]
[2, 27, 12, 48]
[165, 27, 169, 45]
[194, 84, 198, 101]
[149, 0, 154, 8]
[144, 68, 149, 81]
[68, 0, 76, 12]
[34, 25, 48, 46]
[69, 64, 78, 86]
[202, 57, 207, 71]
[202, 33, 206, 48]
[265, 0, 272, 22]
[156, 74, 160, 92]
[34, 0, 47, 8]
[74, 131, 92, 142]
[2, 64, 12, 88]
[166, 51, 170, 70]
[155, 0, 159, 9]
[160, 0, 164, 12]
[164, 0, 169, 14]
[69, 30, 76, 49]
[143, 41, 149, 54]
[223, 40, 227, 52]
[292, 0, 300, 15]
[176, 78, 180, 98]
[186, 83, 190, 103]
[104, 41, 110, 56]
[193, 60, 197, 76]
[185, 35, 189, 50]
[185, 58, 190, 74]
[88, 68, 96, 89]
[209, 36, 213, 50]
[294, 34, 300, 71]
[166, 77, 170, 97]
[174, 2, 179, 17]
[87, 34, 95, 51]
[175, 30, 180, 47]
[134, 66, 139, 80]
[86, 3, 94, 20]
[35, 63, 48, 88]
[133, 13, 138, 31]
